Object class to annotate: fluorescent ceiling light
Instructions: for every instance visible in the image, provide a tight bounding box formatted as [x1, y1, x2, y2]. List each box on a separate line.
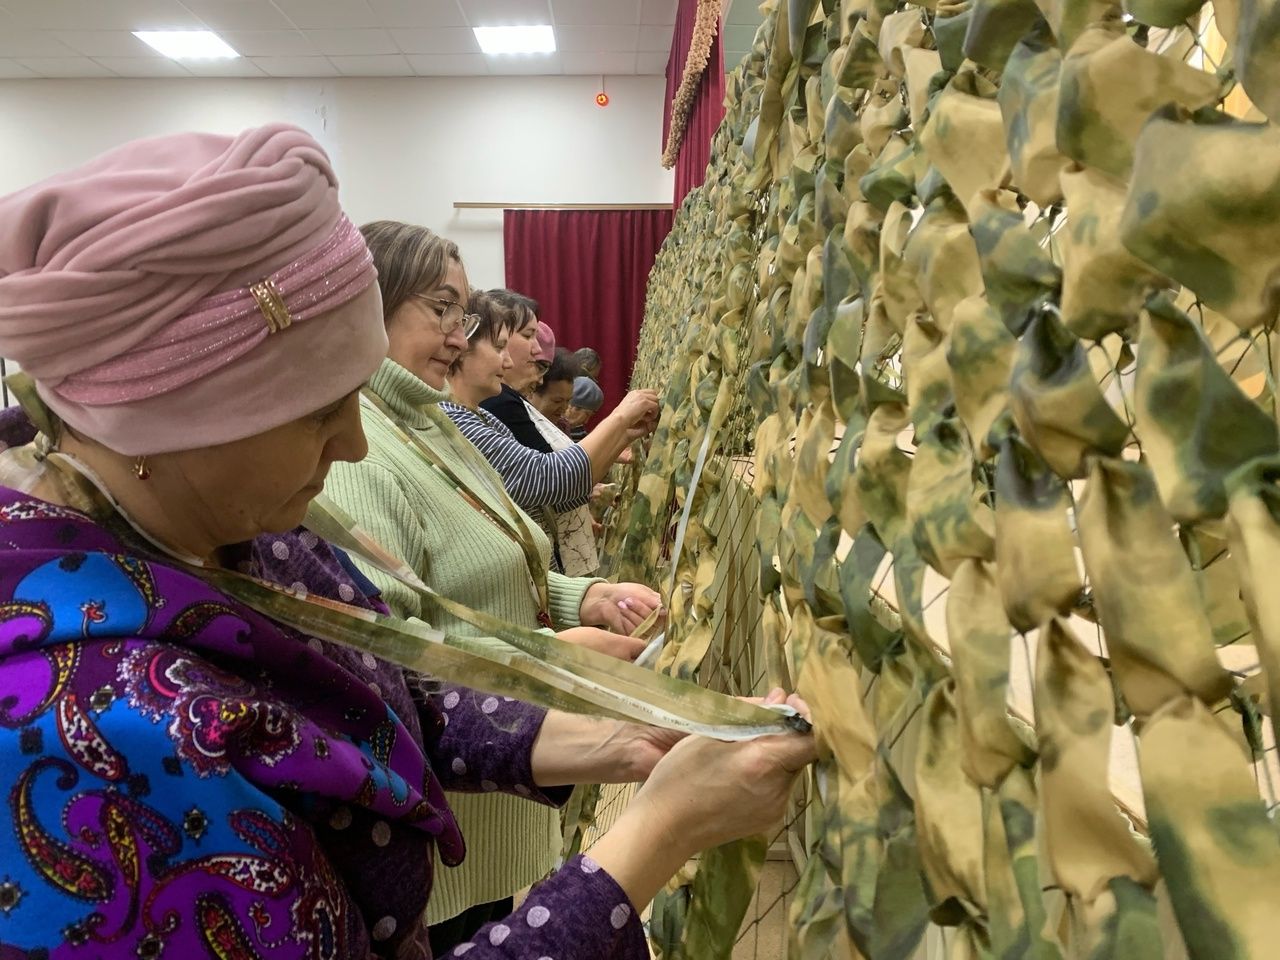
[133, 30, 239, 60]
[473, 25, 556, 55]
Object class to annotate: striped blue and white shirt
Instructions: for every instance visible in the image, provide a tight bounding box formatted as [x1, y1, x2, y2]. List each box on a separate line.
[439, 401, 594, 514]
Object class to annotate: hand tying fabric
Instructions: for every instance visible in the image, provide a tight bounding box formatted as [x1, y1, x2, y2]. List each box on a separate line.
[557, 625, 647, 661]
[611, 389, 660, 441]
[531, 714, 686, 786]
[579, 581, 664, 635]
[531, 689, 807, 789]
[584, 688, 816, 912]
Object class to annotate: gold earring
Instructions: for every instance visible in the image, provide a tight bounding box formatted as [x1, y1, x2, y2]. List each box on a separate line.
[134, 455, 150, 481]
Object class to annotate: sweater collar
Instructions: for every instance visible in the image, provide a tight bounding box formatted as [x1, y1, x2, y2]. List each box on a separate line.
[367, 358, 450, 429]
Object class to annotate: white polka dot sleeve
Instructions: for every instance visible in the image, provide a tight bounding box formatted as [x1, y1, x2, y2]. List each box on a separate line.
[445, 854, 647, 960]
[425, 686, 570, 806]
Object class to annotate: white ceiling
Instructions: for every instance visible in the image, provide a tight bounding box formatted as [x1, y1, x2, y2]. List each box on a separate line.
[721, 0, 762, 75]
[0, 0, 703, 79]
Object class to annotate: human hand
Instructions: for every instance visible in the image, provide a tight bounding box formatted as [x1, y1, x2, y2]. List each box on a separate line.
[740, 691, 812, 718]
[530, 712, 684, 787]
[627, 689, 816, 856]
[602, 693, 810, 785]
[556, 626, 646, 661]
[588, 721, 686, 782]
[590, 484, 618, 526]
[580, 581, 663, 635]
[610, 390, 659, 438]
[624, 419, 657, 442]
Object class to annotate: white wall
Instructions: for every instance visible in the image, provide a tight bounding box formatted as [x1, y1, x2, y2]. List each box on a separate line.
[0, 76, 674, 287]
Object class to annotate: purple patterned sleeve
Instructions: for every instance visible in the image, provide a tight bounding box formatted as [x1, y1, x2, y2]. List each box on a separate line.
[0, 405, 38, 450]
[251, 531, 571, 809]
[425, 686, 570, 806]
[445, 854, 648, 960]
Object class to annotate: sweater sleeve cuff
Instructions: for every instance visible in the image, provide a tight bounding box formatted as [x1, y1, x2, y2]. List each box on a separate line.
[426, 687, 570, 806]
[457, 854, 648, 960]
[547, 571, 605, 628]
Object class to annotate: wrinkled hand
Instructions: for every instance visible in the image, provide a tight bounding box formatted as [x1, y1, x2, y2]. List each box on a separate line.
[628, 689, 816, 855]
[596, 722, 686, 782]
[580, 581, 663, 635]
[556, 626, 646, 661]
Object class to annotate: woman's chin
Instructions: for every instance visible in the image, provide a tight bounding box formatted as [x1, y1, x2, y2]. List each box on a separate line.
[266, 488, 322, 533]
[422, 360, 450, 390]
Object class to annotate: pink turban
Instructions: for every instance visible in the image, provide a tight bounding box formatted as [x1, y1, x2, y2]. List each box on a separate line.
[535, 321, 555, 362]
[0, 123, 387, 456]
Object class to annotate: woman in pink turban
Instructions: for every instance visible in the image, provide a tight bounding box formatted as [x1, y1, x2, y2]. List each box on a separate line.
[0, 125, 813, 960]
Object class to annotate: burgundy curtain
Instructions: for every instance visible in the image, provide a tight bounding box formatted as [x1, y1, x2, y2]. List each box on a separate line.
[503, 208, 674, 416]
[662, 0, 726, 207]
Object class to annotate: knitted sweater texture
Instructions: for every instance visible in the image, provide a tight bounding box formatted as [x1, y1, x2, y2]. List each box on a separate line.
[325, 358, 600, 924]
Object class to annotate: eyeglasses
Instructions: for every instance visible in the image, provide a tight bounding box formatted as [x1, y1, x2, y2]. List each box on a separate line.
[409, 294, 481, 339]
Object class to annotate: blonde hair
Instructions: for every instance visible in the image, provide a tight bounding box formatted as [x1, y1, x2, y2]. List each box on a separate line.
[359, 220, 463, 322]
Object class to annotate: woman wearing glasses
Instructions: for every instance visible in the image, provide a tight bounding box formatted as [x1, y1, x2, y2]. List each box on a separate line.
[0, 127, 818, 960]
[323, 221, 664, 953]
[440, 295, 654, 574]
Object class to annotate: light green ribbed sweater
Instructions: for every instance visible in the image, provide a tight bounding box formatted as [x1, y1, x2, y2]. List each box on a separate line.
[325, 358, 599, 924]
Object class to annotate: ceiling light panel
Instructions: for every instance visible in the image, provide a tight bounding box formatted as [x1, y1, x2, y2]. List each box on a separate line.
[132, 30, 239, 59]
[472, 25, 556, 55]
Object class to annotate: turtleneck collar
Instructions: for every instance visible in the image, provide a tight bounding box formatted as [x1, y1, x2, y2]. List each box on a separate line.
[366, 358, 450, 429]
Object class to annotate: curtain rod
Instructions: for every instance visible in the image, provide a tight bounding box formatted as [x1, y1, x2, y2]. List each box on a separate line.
[453, 202, 673, 210]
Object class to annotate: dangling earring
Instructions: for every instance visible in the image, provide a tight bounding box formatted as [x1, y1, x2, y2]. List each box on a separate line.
[134, 455, 150, 481]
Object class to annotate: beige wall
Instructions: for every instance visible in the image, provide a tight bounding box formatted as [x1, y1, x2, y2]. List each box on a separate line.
[0, 74, 674, 288]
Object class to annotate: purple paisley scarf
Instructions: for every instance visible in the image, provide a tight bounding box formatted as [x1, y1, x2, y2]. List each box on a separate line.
[0, 484, 462, 959]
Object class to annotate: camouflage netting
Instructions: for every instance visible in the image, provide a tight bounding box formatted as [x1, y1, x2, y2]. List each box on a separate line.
[602, 0, 1280, 957]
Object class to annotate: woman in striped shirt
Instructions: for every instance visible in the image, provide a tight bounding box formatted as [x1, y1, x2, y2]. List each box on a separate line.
[441, 293, 657, 570]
